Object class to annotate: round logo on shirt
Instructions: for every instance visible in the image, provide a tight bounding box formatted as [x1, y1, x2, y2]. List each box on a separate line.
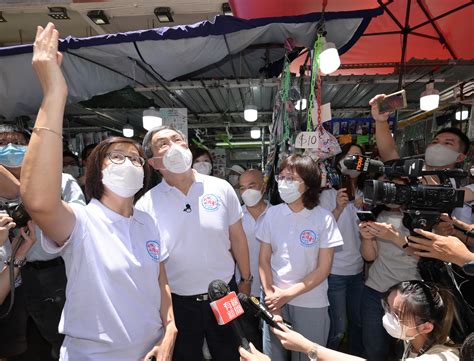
[146, 240, 161, 262]
[299, 230, 318, 247]
[201, 194, 220, 211]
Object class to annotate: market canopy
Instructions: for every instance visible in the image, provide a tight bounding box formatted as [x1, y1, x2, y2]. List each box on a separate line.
[0, 7, 382, 119]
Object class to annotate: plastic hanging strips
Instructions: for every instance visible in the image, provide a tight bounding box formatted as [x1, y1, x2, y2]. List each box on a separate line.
[281, 58, 291, 142]
[307, 36, 323, 131]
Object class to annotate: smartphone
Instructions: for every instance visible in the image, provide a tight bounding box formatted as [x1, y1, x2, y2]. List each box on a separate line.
[378, 90, 407, 113]
[341, 176, 355, 201]
[357, 211, 376, 222]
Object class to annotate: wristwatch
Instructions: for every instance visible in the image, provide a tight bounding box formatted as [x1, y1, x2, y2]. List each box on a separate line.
[240, 275, 254, 284]
[462, 260, 474, 276]
[307, 343, 318, 361]
[4, 256, 27, 269]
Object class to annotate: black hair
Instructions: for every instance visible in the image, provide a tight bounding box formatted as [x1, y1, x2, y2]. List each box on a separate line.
[434, 127, 470, 155]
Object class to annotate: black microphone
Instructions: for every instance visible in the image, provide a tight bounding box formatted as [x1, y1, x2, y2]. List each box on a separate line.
[344, 155, 384, 173]
[208, 280, 250, 351]
[237, 293, 292, 331]
[183, 204, 191, 213]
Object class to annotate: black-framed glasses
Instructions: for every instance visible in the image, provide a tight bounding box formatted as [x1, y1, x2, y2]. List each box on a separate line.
[106, 152, 145, 167]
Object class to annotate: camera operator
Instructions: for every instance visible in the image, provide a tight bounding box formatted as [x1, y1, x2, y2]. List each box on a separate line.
[0, 122, 85, 360]
[359, 176, 421, 361]
[370, 94, 472, 224]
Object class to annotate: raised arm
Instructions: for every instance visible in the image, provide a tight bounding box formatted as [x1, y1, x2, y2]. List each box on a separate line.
[369, 94, 400, 161]
[20, 23, 75, 245]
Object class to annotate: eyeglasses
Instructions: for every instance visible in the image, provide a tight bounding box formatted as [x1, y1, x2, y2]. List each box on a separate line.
[274, 174, 303, 183]
[106, 152, 145, 167]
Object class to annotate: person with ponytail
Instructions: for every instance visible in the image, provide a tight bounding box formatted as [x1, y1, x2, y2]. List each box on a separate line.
[382, 280, 458, 360]
[258, 154, 343, 361]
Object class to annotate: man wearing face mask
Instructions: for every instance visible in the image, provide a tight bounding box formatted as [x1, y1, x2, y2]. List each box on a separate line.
[0, 123, 85, 360]
[237, 169, 272, 350]
[137, 126, 252, 361]
[370, 94, 472, 224]
[63, 150, 81, 180]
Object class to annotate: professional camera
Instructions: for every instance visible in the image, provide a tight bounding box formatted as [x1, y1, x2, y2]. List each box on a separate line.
[0, 201, 31, 228]
[344, 155, 467, 231]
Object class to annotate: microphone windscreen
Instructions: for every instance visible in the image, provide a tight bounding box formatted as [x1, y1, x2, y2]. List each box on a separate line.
[208, 279, 230, 301]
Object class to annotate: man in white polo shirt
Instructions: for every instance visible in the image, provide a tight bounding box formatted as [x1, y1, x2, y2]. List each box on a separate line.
[237, 168, 271, 350]
[137, 126, 252, 361]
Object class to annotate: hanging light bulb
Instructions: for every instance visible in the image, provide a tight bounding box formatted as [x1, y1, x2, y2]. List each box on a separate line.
[295, 98, 307, 111]
[142, 107, 162, 130]
[420, 82, 440, 111]
[250, 127, 261, 139]
[123, 123, 134, 138]
[319, 38, 340, 75]
[455, 106, 469, 121]
[244, 105, 258, 122]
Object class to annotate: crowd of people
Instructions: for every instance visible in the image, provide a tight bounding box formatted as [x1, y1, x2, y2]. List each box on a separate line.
[1, 23, 473, 361]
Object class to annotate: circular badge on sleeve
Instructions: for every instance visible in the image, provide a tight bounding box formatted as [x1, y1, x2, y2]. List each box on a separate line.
[299, 230, 318, 247]
[146, 240, 161, 262]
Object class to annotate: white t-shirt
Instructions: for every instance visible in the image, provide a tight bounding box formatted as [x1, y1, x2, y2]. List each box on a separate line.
[136, 172, 243, 295]
[42, 199, 166, 361]
[236, 202, 270, 296]
[404, 344, 459, 360]
[319, 188, 364, 276]
[256, 204, 343, 308]
[365, 210, 420, 293]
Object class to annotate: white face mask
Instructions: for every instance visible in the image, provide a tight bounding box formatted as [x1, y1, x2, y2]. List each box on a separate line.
[278, 179, 302, 204]
[63, 165, 80, 179]
[382, 313, 419, 341]
[229, 175, 240, 187]
[241, 189, 263, 207]
[193, 161, 212, 175]
[102, 159, 144, 198]
[162, 144, 193, 174]
[425, 144, 461, 167]
[339, 159, 361, 178]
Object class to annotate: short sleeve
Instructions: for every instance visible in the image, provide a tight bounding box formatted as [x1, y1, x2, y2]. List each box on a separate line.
[255, 209, 272, 244]
[318, 209, 343, 248]
[225, 182, 243, 226]
[451, 204, 471, 224]
[319, 189, 336, 212]
[61, 173, 86, 205]
[41, 202, 87, 255]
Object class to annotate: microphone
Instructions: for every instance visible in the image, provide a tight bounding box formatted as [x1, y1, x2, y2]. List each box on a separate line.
[183, 204, 192, 213]
[208, 279, 250, 351]
[237, 293, 292, 331]
[344, 155, 384, 173]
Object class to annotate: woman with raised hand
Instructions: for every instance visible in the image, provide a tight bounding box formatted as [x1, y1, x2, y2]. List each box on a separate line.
[20, 23, 176, 361]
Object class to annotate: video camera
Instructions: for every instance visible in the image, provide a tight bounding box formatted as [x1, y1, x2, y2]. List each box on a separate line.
[0, 201, 31, 228]
[344, 155, 467, 231]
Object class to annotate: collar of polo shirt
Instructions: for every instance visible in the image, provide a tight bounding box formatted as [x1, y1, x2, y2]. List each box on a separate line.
[88, 199, 146, 224]
[282, 204, 312, 218]
[159, 169, 205, 193]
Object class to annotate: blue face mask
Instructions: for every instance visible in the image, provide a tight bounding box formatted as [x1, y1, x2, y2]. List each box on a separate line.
[0, 143, 27, 168]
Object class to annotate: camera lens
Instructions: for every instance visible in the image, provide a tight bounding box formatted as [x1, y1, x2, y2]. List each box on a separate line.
[363, 180, 397, 205]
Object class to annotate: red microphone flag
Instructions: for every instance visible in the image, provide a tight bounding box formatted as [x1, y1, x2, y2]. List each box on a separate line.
[210, 291, 245, 325]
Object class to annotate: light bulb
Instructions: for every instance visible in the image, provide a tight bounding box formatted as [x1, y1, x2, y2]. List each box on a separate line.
[296, 98, 307, 110]
[244, 105, 258, 122]
[143, 107, 163, 130]
[455, 110, 469, 121]
[123, 124, 134, 138]
[319, 39, 340, 75]
[420, 83, 439, 111]
[250, 127, 261, 139]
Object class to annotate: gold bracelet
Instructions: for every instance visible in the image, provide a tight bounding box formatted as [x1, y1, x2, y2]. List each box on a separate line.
[32, 126, 63, 139]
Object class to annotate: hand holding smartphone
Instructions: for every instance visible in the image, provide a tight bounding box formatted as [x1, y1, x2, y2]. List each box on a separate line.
[377, 89, 407, 113]
[357, 211, 376, 222]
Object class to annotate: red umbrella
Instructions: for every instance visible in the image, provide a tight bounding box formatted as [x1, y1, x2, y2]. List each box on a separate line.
[230, 0, 474, 76]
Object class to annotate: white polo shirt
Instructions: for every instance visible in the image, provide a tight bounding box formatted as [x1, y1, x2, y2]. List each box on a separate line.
[319, 188, 364, 276]
[236, 202, 271, 296]
[256, 204, 343, 308]
[136, 171, 243, 295]
[42, 199, 166, 361]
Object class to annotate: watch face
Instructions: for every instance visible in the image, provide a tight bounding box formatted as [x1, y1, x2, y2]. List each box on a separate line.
[307, 350, 317, 360]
